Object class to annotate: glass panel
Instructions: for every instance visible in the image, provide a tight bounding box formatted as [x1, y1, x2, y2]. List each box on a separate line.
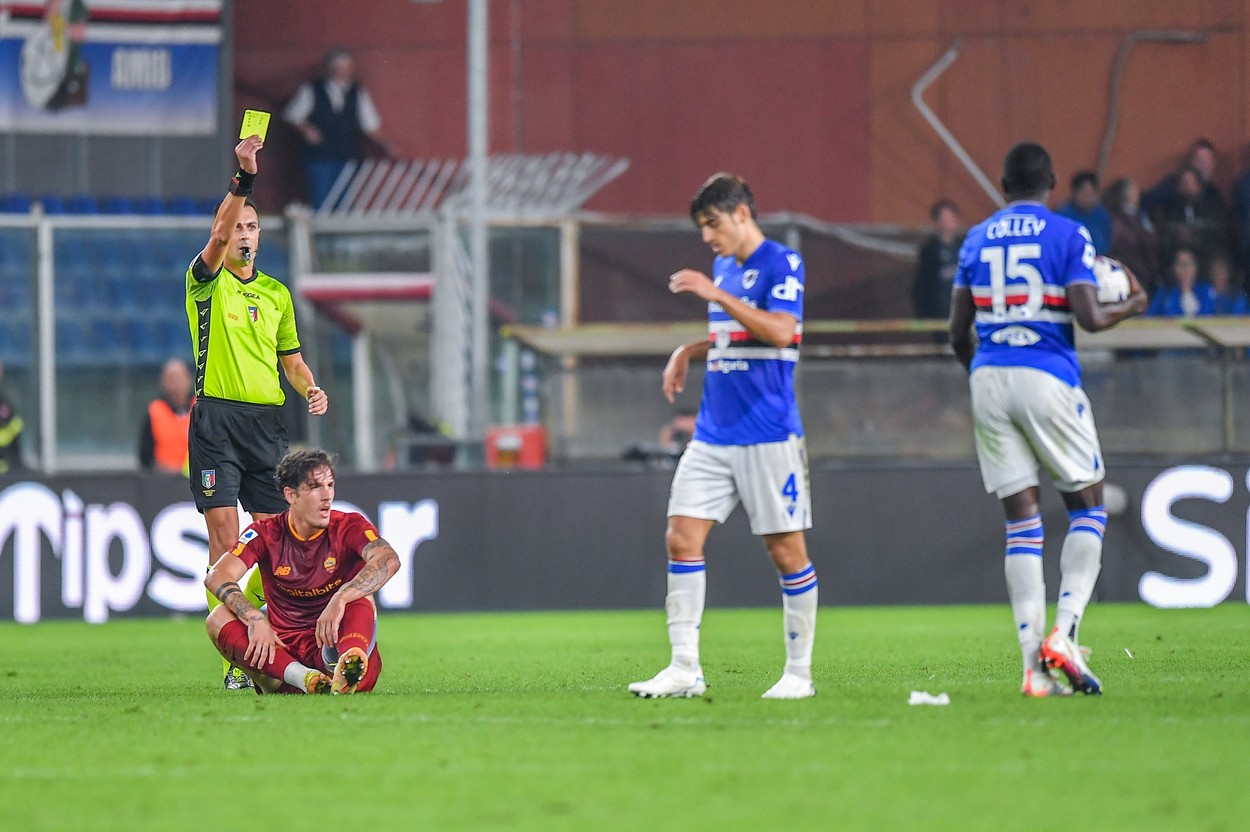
[490, 226, 559, 326]
[306, 229, 434, 468]
[313, 231, 431, 272]
[0, 227, 37, 472]
[537, 350, 1234, 464]
[51, 223, 290, 466]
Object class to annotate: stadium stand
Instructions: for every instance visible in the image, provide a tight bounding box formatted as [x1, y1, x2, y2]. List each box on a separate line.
[0, 215, 277, 372]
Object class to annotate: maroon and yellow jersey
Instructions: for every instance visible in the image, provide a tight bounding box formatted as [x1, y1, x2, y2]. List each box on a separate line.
[229, 509, 380, 633]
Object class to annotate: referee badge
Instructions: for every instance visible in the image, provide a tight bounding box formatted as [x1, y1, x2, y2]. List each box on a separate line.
[247, 305, 259, 322]
[200, 469, 216, 497]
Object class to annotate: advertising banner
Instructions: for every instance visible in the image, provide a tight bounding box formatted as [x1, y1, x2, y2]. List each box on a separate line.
[2, 461, 1249, 622]
[0, 1, 220, 135]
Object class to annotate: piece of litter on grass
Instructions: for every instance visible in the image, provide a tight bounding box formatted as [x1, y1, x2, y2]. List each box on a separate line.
[908, 690, 950, 706]
[1124, 648, 1134, 659]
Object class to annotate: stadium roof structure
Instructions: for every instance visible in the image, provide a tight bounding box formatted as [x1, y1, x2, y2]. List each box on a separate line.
[315, 153, 630, 222]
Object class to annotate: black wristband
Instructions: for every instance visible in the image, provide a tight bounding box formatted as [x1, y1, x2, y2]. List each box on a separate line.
[229, 169, 256, 197]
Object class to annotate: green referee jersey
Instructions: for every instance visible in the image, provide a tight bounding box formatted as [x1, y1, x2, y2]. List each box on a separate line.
[185, 259, 301, 406]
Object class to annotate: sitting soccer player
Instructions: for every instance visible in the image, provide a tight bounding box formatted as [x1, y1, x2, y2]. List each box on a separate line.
[204, 448, 400, 694]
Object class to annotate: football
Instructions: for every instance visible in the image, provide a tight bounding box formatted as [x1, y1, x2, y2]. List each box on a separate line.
[1093, 255, 1131, 303]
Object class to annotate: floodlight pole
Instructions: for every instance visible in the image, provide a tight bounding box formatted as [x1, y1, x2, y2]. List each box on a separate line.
[467, 0, 490, 442]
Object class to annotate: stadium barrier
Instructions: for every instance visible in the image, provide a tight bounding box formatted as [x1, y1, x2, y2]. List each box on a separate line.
[2, 460, 1248, 622]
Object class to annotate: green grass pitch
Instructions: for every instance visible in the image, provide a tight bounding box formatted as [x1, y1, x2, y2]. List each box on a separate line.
[2, 604, 1248, 831]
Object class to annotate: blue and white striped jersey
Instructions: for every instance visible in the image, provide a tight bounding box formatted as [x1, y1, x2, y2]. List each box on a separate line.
[954, 201, 1097, 386]
[695, 238, 805, 445]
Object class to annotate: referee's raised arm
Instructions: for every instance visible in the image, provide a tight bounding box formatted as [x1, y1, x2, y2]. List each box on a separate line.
[199, 135, 262, 276]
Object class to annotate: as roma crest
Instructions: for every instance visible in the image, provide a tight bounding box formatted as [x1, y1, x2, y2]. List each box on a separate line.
[323, 555, 336, 571]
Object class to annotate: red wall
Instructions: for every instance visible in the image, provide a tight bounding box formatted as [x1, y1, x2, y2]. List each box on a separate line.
[236, 0, 1250, 223]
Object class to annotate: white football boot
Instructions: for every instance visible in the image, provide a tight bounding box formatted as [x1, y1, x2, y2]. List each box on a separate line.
[761, 672, 816, 700]
[628, 664, 707, 698]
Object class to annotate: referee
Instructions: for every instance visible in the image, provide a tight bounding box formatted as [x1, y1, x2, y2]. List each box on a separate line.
[187, 134, 329, 688]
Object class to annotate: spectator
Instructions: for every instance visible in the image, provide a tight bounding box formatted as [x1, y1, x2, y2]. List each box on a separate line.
[1057, 171, 1111, 255]
[1141, 138, 1228, 224]
[1148, 246, 1216, 317]
[659, 408, 697, 453]
[139, 357, 194, 474]
[1103, 177, 1162, 296]
[621, 409, 698, 468]
[0, 358, 26, 475]
[283, 47, 391, 209]
[911, 198, 963, 319]
[1232, 147, 1250, 277]
[1208, 252, 1247, 315]
[1158, 166, 1233, 262]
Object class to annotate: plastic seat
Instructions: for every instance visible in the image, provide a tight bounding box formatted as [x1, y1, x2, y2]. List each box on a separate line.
[133, 196, 165, 215]
[102, 273, 139, 309]
[100, 195, 138, 215]
[0, 194, 33, 213]
[39, 196, 69, 214]
[55, 317, 90, 366]
[0, 268, 32, 309]
[54, 277, 84, 307]
[0, 319, 32, 367]
[88, 317, 126, 364]
[67, 195, 99, 214]
[159, 317, 191, 357]
[76, 279, 111, 309]
[55, 259, 96, 286]
[164, 196, 201, 216]
[123, 318, 161, 364]
[0, 248, 32, 287]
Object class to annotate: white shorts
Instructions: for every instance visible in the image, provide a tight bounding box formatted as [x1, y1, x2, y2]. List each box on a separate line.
[667, 436, 812, 535]
[969, 365, 1105, 498]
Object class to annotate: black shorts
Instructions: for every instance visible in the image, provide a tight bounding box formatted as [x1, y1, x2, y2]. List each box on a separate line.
[188, 397, 288, 514]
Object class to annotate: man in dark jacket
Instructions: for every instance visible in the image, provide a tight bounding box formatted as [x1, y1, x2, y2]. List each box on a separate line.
[282, 47, 391, 209]
[913, 199, 963, 319]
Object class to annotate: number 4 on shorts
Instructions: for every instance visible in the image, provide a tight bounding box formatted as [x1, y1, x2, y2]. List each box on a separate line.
[781, 473, 798, 503]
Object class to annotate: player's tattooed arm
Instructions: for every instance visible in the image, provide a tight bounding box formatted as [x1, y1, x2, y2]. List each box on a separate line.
[316, 538, 401, 648]
[215, 581, 263, 623]
[342, 539, 402, 598]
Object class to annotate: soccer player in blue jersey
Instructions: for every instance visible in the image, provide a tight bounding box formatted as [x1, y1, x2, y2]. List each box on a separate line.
[629, 173, 818, 700]
[949, 142, 1147, 697]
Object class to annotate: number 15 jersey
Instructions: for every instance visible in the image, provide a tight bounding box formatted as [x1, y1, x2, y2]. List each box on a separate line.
[953, 201, 1096, 387]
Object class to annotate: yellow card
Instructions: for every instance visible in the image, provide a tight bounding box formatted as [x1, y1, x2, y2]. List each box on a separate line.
[239, 109, 271, 141]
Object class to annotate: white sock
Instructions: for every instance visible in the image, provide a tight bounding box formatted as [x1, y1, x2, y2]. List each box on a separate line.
[1005, 556, 1046, 671]
[666, 559, 706, 670]
[779, 564, 818, 680]
[1004, 516, 1046, 671]
[1055, 508, 1107, 643]
[282, 661, 318, 692]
